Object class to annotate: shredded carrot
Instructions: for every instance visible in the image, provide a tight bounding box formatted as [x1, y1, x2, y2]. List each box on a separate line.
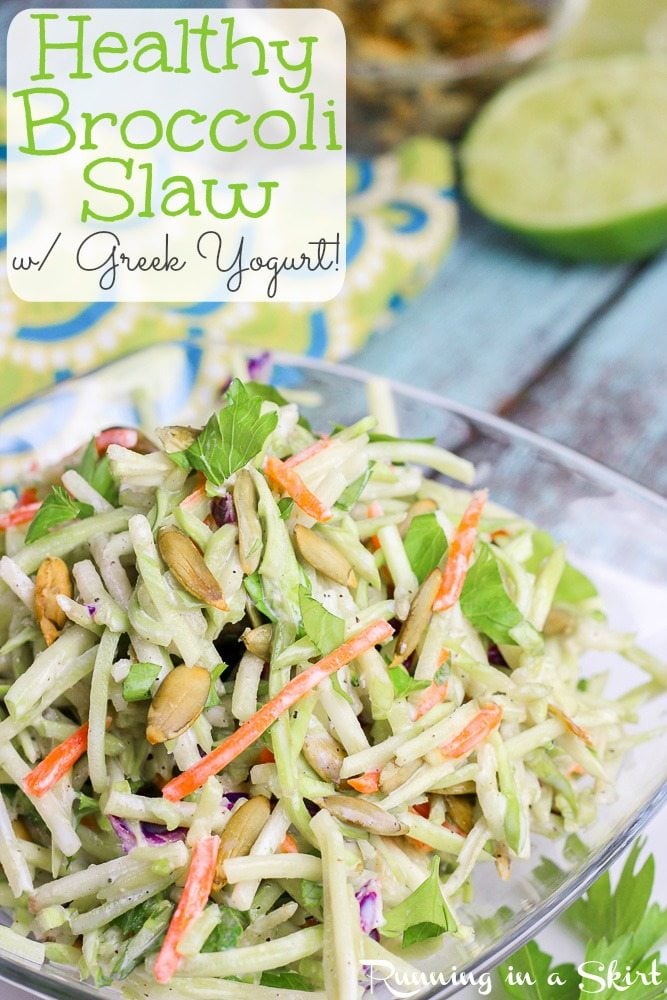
[162, 620, 394, 802]
[263, 455, 332, 522]
[0, 502, 42, 531]
[347, 770, 381, 794]
[179, 474, 207, 510]
[154, 835, 220, 983]
[366, 501, 384, 551]
[490, 528, 510, 542]
[24, 719, 108, 797]
[284, 437, 331, 468]
[433, 490, 488, 612]
[409, 802, 431, 819]
[406, 837, 433, 853]
[414, 681, 449, 720]
[95, 428, 140, 454]
[256, 747, 275, 765]
[566, 762, 585, 778]
[548, 704, 594, 748]
[279, 833, 299, 854]
[439, 703, 502, 759]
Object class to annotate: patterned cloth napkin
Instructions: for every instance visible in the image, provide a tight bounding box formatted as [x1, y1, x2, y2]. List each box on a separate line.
[0, 119, 457, 412]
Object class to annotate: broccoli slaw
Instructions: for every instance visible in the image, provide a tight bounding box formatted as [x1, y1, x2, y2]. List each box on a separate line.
[0, 372, 663, 999]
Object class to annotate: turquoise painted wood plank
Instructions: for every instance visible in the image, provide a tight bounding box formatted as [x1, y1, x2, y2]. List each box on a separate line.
[506, 252, 667, 495]
[353, 207, 633, 412]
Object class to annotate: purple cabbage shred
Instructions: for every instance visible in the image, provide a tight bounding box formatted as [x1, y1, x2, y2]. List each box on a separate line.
[140, 823, 187, 845]
[211, 493, 236, 527]
[355, 880, 383, 936]
[247, 352, 272, 381]
[109, 816, 137, 854]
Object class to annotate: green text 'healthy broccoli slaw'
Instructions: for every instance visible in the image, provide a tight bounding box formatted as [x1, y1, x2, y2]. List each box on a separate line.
[0, 373, 663, 999]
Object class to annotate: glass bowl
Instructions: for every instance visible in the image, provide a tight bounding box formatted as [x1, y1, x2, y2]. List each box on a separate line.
[301, 0, 589, 152]
[0, 347, 665, 1000]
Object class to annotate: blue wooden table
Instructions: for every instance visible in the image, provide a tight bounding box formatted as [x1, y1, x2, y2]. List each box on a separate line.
[354, 203, 667, 498]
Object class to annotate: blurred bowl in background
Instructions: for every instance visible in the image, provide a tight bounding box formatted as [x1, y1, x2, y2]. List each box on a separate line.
[291, 0, 588, 153]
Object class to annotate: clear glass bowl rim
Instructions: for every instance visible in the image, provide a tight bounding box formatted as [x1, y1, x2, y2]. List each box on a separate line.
[0, 347, 665, 1000]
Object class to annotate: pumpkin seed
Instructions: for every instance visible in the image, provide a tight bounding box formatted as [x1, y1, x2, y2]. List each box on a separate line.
[394, 568, 442, 663]
[156, 425, 201, 453]
[443, 794, 475, 835]
[232, 470, 263, 576]
[294, 525, 357, 587]
[242, 624, 273, 660]
[146, 665, 211, 745]
[399, 499, 437, 538]
[324, 795, 406, 836]
[34, 557, 72, 647]
[302, 730, 345, 784]
[544, 607, 576, 636]
[379, 759, 420, 794]
[213, 795, 271, 891]
[158, 528, 227, 611]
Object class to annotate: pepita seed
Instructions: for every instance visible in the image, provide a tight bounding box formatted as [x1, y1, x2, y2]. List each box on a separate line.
[543, 607, 576, 636]
[399, 499, 437, 538]
[443, 794, 475, 835]
[302, 730, 345, 784]
[324, 795, 406, 836]
[156, 425, 201, 453]
[146, 665, 211, 745]
[394, 568, 442, 663]
[158, 528, 227, 611]
[379, 759, 420, 794]
[232, 470, 263, 576]
[213, 795, 271, 891]
[242, 624, 273, 661]
[34, 557, 72, 647]
[294, 525, 357, 588]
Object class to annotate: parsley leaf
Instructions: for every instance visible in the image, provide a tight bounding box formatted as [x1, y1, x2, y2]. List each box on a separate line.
[113, 893, 168, 937]
[299, 588, 344, 656]
[205, 661, 228, 708]
[122, 662, 161, 703]
[75, 792, 100, 819]
[244, 572, 278, 622]
[75, 438, 119, 505]
[387, 664, 430, 698]
[202, 906, 246, 952]
[25, 486, 94, 544]
[526, 531, 597, 604]
[278, 497, 295, 520]
[335, 464, 374, 512]
[382, 857, 457, 947]
[460, 544, 523, 646]
[499, 940, 577, 999]
[183, 379, 278, 486]
[403, 513, 447, 583]
[261, 971, 314, 990]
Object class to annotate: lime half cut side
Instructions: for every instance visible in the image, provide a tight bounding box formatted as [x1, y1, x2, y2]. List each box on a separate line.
[461, 55, 667, 262]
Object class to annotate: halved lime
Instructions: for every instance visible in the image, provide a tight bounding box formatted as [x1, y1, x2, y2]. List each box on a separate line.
[461, 55, 667, 261]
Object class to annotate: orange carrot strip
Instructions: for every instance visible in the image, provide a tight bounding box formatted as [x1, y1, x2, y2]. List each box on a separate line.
[548, 704, 594, 748]
[284, 437, 331, 468]
[439, 703, 502, 759]
[566, 762, 585, 778]
[154, 834, 220, 983]
[347, 770, 381, 794]
[409, 802, 431, 819]
[24, 721, 97, 798]
[162, 620, 394, 802]
[264, 455, 332, 522]
[366, 501, 384, 551]
[442, 820, 467, 838]
[406, 837, 433, 853]
[414, 681, 449, 720]
[279, 833, 299, 854]
[256, 747, 275, 765]
[95, 428, 140, 454]
[433, 490, 488, 612]
[0, 502, 42, 531]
